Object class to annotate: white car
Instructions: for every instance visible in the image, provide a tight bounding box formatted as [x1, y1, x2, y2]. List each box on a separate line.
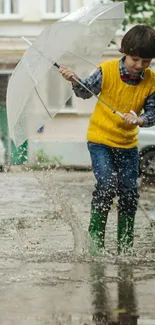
[138, 126, 155, 177]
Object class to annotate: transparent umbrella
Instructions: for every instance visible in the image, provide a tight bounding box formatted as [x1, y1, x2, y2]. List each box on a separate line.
[6, 1, 125, 147]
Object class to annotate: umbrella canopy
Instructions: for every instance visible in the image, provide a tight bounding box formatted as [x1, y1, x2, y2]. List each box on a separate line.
[6, 1, 125, 147]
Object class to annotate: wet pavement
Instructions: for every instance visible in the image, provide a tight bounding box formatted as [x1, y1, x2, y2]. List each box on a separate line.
[0, 168, 155, 325]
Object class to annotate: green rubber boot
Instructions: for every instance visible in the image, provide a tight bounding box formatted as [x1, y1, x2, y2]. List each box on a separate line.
[88, 206, 108, 255]
[117, 214, 135, 255]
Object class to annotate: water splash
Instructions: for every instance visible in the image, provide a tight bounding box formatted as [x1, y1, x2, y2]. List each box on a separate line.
[33, 169, 88, 256]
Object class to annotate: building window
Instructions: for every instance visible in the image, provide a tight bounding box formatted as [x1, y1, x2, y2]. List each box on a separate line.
[45, 0, 70, 13]
[10, 0, 18, 13]
[46, 0, 55, 13]
[61, 0, 70, 13]
[0, 0, 4, 13]
[0, 74, 8, 103]
[0, 0, 18, 14]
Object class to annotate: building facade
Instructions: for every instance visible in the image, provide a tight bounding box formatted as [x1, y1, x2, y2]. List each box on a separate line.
[0, 0, 123, 167]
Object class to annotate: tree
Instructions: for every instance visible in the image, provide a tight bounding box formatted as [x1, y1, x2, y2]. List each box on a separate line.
[113, 0, 155, 28]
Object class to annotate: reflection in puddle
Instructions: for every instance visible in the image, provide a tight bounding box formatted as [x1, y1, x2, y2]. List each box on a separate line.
[90, 263, 139, 324]
[0, 259, 154, 325]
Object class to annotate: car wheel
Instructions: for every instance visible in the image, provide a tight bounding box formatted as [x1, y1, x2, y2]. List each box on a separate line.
[140, 149, 155, 177]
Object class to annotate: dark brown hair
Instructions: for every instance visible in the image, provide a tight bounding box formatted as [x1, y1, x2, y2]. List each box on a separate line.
[120, 25, 155, 58]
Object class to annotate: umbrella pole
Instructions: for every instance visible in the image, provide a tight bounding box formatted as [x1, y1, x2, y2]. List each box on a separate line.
[22, 36, 123, 119]
[72, 75, 123, 118]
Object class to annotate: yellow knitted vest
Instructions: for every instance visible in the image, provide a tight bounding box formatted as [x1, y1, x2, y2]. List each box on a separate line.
[87, 59, 155, 148]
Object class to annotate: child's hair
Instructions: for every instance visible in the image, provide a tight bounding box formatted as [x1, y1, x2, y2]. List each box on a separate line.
[120, 25, 155, 58]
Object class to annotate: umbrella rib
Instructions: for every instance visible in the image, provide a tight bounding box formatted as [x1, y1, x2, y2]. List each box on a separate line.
[66, 50, 96, 68]
[34, 87, 53, 119]
[22, 57, 38, 84]
[22, 59, 53, 119]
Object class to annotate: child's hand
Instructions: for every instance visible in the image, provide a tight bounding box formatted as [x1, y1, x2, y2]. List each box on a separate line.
[123, 111, 144, 126]
[59, 66, 77, 82]
[123, 112, 137, 125]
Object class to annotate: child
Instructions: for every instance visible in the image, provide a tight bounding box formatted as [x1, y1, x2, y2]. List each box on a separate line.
[59, 25, 155, 254]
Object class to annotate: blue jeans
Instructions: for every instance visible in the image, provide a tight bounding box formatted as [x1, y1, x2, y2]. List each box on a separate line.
[87, 142, 139, 216]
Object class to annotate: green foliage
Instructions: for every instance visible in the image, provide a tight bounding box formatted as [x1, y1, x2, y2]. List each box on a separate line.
[113, 0, 155, 27]
[35, 148, 63, 167]
[36, 148, 50, 164]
